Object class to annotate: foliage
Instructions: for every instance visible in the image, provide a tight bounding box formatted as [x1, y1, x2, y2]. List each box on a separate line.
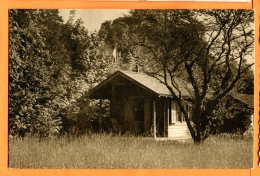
[9, 10, 61, 137]
[99, 16, 141, 71]
[9, 9, 110, 137]
[61, 98, 110, 135]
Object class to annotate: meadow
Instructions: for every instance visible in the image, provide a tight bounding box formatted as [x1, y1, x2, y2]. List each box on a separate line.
[8, 133, 253, 168]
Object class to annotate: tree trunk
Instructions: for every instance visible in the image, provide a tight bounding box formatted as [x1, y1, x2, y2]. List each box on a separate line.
[189, 111, 208, 144]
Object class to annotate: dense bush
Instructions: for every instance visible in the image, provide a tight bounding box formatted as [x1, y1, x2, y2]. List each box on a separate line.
[209, 96, 253, 135]
[9, 10, 110, 137]
[60, 99, 110, 136]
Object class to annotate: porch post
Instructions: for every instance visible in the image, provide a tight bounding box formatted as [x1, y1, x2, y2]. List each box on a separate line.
[99, 99, 102, 132]
[164, 99, 169, 137]
[153, 100, 156, 138]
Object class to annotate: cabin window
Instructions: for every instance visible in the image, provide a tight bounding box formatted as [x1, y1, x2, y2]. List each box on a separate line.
[169, 101, 177, 124]
[169, 101, 191, 124]
[133, 98, 144, 122]
[177, 106, 185, 122]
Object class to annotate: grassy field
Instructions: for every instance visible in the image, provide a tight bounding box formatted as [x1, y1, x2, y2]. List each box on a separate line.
[9, 133, 253, 168]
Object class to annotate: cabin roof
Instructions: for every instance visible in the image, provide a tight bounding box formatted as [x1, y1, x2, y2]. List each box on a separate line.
[88, 70, 193, 99]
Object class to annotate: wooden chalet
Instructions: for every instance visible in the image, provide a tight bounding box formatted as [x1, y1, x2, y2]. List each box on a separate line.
[229, 93, 254, 109]
[229, 93, 254, 129]
[88, 70, 192, 139]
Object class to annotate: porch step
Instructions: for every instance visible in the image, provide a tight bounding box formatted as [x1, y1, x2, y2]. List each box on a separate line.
[155, 137, 192, 142]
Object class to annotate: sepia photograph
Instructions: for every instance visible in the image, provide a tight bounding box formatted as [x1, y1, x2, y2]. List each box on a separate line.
[8, 9, 254, 169]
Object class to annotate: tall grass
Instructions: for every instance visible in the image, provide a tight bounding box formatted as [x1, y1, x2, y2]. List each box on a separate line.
[9, 133, 253, 168]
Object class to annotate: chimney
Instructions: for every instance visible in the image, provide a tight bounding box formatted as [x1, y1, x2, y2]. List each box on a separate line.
[134, 64, 140, 73]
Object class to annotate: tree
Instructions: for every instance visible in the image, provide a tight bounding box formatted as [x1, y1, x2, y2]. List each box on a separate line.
[50, 10, 111, 135]
[99, 15, 142, 72]
[9, 9, 111, 137]
[148, 10, 253, 143]
[101, 10, 254, 144]
[9, 10, 63, 137]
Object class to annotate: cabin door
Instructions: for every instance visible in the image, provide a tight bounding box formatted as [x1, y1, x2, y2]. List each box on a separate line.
[133, 98, 144, 134]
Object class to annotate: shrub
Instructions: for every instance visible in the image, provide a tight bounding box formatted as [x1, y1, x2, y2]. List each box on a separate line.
[209, 96, 253, 135]
[60, 99, 110, 136]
